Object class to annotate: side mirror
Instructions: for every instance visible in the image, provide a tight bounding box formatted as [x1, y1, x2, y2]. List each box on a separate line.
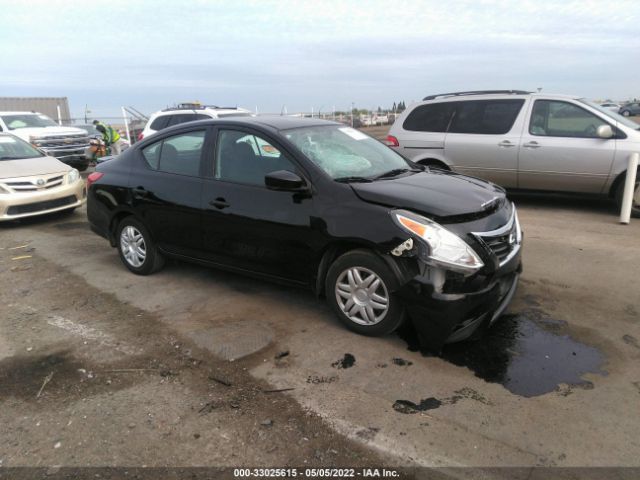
[597, 125, 614, 139]
[265, 170, 306, 191]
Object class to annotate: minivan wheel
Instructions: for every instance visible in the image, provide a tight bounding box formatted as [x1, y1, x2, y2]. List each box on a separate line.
[615, 171, 640, 218]
[116, 217, 165, 275]
[325, 249, 405, 336]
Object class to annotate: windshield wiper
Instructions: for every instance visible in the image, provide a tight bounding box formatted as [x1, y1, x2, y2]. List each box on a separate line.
[373, 168, 419, 180]
[334, 176, 373, 183]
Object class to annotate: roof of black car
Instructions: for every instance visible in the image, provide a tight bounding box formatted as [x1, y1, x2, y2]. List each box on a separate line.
[214, 115, 340, 131]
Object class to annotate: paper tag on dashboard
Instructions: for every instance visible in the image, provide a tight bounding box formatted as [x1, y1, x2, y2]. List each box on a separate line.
[339, 127, 368, 140]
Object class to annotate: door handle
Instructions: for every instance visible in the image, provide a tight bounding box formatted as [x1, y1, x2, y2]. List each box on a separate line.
[132, 187, 148, 197]
[523, 141, 541, 149]
[209, 197, 230, 209]
[498, 140, 515, 148]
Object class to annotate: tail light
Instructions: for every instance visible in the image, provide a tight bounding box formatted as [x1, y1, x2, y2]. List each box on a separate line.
[384, 135, 400, 147]
[86, 172, 104, 189]
[137, 132, 144, 141]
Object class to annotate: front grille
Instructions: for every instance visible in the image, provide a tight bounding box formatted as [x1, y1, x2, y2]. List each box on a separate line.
[36, 135, 90, 159]
[472, 209, 520, 265]
[37, 134, 90, 149]
[5, 175, 65, 192]
[7, 195, 76, 215]
[482, 231, 515, 262]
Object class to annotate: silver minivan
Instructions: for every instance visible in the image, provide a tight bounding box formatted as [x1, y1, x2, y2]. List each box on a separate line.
[388, 90, 640, 216]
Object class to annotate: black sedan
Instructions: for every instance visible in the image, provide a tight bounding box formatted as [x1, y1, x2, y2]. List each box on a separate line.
[87, 116, 522, 352]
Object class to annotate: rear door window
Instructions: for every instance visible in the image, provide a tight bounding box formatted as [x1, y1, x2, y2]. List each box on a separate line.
[141, 130, 206, 176]
[403, 102, 455, 132]
[449, 100, 524, 134]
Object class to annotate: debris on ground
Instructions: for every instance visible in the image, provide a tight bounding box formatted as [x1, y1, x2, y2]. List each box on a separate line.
[262, 387, 295, 394]
[36, 372, 54, 398]
[392, 357, 413, 366]
[331, 353, 355, 369]
[260, 419, 273, 427]
[392, 397, 442, 414]
[275, 350, 290, 360]
[209, 374, 232, 386]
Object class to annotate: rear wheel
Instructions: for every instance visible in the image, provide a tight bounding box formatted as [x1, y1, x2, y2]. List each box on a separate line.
[325, 249, 405, 336]
[116, 217, 165, 275]
[615, 170, 640, 218]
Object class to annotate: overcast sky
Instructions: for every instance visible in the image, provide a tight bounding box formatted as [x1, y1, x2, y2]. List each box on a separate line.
[1, 0, 639, 119]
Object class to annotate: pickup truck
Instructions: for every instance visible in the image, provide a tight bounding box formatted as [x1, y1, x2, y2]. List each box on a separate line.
[0, 111, 92, 170]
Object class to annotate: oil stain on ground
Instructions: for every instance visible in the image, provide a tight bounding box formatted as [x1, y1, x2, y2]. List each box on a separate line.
[331, 353, 356, 369]
[399, 311, 607, 397]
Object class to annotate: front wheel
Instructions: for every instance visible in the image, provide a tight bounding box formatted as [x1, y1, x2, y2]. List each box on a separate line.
[325, 249, 405, 336]
[615, 170, 640, 218]
[116, 217, 165, 275]
[621, 110, 631, 117]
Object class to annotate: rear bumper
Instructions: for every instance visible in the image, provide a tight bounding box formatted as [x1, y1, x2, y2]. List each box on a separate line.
[397, 248, 522, 353]
[0, 180, 86, 221]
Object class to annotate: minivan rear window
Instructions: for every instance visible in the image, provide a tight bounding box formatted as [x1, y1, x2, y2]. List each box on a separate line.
[449, 100, 524, 135]
[403, 102, 455, 132]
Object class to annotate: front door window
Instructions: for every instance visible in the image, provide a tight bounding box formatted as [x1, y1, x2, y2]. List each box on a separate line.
[529, 100, 608, 139]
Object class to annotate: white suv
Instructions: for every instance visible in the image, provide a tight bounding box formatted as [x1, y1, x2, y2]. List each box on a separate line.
[388, 90, 640, 216]
[139, 104, 252, 140]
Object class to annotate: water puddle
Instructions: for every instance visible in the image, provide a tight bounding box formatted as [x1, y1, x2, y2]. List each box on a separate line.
[399, 311, 607, 397]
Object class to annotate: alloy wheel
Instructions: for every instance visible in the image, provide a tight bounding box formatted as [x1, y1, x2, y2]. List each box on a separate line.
[120, 225, 147, 268]
[335, 266, 389, 325]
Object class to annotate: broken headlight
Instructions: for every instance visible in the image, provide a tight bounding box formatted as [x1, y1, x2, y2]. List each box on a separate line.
[392, 209, 484, 274]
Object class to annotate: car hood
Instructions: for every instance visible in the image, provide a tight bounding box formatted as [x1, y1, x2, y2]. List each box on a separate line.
[350, 170, 506, 220]
[0, 156, 70, 179]
[10, 126, 88, 140]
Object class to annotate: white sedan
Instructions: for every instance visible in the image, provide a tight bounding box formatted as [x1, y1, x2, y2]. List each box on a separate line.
[0, 133, 86, 221]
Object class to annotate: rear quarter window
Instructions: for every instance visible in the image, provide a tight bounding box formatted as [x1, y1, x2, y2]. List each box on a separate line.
[402, 102, 455, 132]
[149, 115, 171, 131]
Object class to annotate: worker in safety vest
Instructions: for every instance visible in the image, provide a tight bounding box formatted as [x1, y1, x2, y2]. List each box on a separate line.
[93, 120, 123, 156]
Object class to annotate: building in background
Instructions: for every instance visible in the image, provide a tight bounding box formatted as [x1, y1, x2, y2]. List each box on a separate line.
[0, 97, 70, 123]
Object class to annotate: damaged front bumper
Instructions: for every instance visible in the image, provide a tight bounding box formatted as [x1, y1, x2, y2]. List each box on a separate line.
[394, 244, 522, 353]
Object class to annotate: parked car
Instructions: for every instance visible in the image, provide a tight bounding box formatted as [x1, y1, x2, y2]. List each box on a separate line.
[619, 102, 640, 117]
[600, 102, 621, 112]
[138, 103, 252, 140]
[87, 117, 522, 352]
[387, 90, 640, 217]
[374, 113, 389, 125]
[0, 133, 86, 221]
[0, 112, 92, 170]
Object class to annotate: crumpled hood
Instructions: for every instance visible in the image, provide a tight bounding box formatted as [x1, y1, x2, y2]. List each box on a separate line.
[10, 126, 88, 141]
[0, 157, 70, 179]
[350, 170, 506, 220]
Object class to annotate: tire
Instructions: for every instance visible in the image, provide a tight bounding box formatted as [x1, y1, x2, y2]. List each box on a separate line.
[621, 110, 630, 117]
[325, 249, 405, 336]
[615, 169, 640, 219]
[77, 164, 89, 172]
[116, 217, 165, 275]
